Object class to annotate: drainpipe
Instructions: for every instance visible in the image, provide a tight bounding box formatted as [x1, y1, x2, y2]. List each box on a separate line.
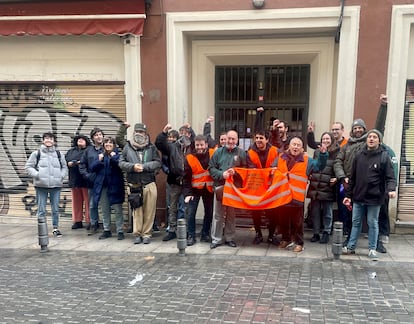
[335, 0, 345, 43]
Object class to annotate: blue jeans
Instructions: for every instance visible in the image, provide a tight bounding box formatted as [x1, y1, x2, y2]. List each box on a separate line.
[338, 184, 351, 235]
[347, 202, 381, 251]
[100, 187, 124, 233]
[310, 200, 333, 234]
[36, 187, 61, 228]
[88, 188, 99, 226]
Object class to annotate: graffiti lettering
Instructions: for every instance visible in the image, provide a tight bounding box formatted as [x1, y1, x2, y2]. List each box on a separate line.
[0, 105, 123, 216]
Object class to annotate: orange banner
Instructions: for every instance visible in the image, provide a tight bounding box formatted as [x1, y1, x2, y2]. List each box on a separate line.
[222, 167, 292, 210]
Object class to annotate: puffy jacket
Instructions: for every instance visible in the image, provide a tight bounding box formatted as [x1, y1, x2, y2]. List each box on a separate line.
[307, 145, 340, 201]
[65, 135, 90, 188]
[119, 141, 161, 185]
[90, 149, 125, 207]
[25, 144, 67, 188]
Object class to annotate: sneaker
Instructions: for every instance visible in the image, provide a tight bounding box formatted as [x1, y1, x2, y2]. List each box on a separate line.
[162, 232, 177, 241]
[200, 235, 211, 242]
[253, 233, 263, 244]
[143, 237, 151, 244]
[99, 230, 112, 240]
[134, 236, 142, 244]
[310, 234, 320, 242]
[376, 240, 387, 253]
[342, 237, 349, 247]
[268, 234, 280, 246]
[342, 246, 355, 255]
[368, 249, 379, 260]
[152, 224, 160, 233]
[187, 235, 196, 246]
[52, 229, 62, 237]
[117, 232, 125, 240]
[381, 235, 389, 244]
[88, 223, 99, 235]
[71, 222, 83, 229]
[319, 232, 329, 244]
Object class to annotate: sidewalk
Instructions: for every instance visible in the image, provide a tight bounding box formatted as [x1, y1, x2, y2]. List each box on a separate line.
[0, 218, 413, 262]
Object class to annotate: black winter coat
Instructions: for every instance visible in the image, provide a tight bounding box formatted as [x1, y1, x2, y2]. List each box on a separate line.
[307, 145, 340, 201]
[346, 145, 396, 205]
[65, 135, 90, 188]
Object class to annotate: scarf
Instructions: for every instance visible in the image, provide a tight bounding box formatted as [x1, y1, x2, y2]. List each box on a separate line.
[131, 133, 149, 149]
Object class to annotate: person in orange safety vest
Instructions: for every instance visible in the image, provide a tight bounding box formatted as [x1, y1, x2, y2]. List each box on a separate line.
[247, 129, 280, 245]
[273, 136, 328, 253]
[183, 135, 215, 246]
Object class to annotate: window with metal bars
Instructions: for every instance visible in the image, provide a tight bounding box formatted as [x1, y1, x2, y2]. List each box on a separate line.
[215, 65, 310, 146]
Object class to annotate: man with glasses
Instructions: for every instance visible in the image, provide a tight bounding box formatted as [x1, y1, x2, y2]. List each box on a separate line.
[307, 121, 348, 150]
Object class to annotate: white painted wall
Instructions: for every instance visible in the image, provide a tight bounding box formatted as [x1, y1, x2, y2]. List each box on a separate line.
[0, 35, 125, 81]
[408, 24, 414, 79]
[167, 6, 360, 142]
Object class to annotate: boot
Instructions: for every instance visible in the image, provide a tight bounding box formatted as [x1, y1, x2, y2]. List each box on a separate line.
[319, 232, 329, 244]
[253, 231, 263, 244]
[310, 234, 320, 242]
[71, 222, 83, 229]
[376, 240, 387, 253]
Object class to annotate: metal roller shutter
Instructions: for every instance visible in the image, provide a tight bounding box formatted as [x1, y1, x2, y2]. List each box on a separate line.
[0, 82, 127, 221]
[398, 80, 414, 222]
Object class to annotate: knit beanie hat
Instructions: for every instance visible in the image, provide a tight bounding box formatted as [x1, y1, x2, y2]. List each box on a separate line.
[367, 129, 383, 142]
[351, 118, 366, 130]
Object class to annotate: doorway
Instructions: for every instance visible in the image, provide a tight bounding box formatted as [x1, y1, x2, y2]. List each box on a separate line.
[215, 65, 310, 149]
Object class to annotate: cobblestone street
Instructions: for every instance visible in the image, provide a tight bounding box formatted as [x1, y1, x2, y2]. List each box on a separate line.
[1, 245, 414, 323]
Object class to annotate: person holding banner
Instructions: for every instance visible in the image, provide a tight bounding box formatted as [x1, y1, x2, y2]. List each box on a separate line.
[208, 130, 247, 249]
[183, 135, 215, 245]
[247, 129, 280, 245]
[275, 136, 328, 253]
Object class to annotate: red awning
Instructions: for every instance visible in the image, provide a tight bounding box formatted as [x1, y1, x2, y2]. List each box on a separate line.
[0, 0, 146, 36]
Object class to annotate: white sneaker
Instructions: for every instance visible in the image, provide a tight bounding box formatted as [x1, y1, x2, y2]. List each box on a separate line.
[381, 235, 389, 244]
[368, 249, 379, 260]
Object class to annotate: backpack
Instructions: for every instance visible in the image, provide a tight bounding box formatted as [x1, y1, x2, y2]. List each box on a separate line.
[35, 149, 63, 169]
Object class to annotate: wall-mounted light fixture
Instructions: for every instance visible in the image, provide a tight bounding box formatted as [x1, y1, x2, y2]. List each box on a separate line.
[252, 0, 265, 9]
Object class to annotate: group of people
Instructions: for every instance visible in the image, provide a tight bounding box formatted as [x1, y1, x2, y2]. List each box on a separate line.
[305, 94, 397, 260]
[25, 95, 397, 259]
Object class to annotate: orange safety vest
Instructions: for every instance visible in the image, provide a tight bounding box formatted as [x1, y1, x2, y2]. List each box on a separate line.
[339, 137, 348, 148]
[222, 167, 292, 210]
[277, 154, 309, 203]
[247, 146, 279, 168]
[186, 149, 214, 193]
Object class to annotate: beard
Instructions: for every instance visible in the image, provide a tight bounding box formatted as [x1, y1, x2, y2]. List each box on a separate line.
[132, 133, 149, 148]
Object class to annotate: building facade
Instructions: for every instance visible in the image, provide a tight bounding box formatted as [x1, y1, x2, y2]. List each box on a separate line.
[1, 0, 414, 232]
